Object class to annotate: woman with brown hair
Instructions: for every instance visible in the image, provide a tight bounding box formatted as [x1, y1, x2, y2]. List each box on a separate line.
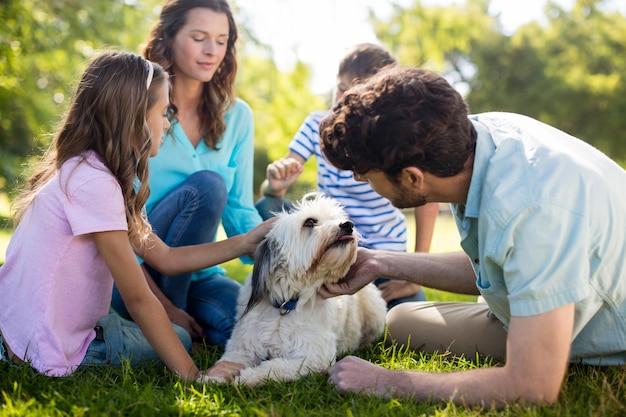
[111, 0, 262, 347]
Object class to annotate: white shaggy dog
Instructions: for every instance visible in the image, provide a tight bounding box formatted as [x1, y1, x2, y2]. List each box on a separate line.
[204, 192, 387, 386]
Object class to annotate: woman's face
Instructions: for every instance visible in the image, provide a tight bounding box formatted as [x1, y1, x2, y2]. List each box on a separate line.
[147, 79, 170, 157]
[171, 7, 230, 84]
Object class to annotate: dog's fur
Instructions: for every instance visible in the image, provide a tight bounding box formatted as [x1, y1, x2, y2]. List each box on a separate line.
[203, 192, 387, 386]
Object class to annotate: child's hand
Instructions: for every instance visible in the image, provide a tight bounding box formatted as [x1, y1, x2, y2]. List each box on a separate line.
[245, 218, 276, 257]
[377, 280, 421, 303]
[266, 157, 304, 194]
[197, 361, 245, 384]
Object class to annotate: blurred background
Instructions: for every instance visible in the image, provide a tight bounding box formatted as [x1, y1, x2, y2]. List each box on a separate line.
[2, 0, 626, 269]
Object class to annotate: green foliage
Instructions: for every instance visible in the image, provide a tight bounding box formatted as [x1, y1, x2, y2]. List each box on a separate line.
[236, 52, 325, 200]
[0, 0, 162, 195]
[467, 0, 626, 159]
[372, 0, 626, 161]
[373, 0, 496, 75]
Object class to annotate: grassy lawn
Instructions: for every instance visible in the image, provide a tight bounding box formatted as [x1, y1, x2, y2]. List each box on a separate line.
[2, 198, 625, 415]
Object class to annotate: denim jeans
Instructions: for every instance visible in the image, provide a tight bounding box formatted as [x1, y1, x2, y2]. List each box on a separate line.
[0, 334, 10, 365]
[80, 313, 191, 368]
[255, 195, 295, 221]
[111, 170, 239, 346]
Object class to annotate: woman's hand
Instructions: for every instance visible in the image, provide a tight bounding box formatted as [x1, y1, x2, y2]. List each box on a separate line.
[165, 305, 204, 340]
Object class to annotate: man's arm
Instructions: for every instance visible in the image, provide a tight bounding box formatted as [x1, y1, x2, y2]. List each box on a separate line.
[329, 303, 574, 406]
[321, 249, 480, 298]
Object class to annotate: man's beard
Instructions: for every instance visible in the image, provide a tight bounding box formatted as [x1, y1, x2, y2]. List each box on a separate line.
[390, 183, 427, 209]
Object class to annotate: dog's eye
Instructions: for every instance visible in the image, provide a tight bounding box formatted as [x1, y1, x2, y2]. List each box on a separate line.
[303, 218, 317, 228]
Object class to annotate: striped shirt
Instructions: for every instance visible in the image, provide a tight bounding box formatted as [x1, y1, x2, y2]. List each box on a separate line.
[289, 110, 407, 252]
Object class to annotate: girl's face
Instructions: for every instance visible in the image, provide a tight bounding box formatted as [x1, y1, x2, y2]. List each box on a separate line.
[147, 79, 170, 157]
[171, 7, 230, 84]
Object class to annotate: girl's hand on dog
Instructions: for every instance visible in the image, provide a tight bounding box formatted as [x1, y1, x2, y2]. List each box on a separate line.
[244, 218, 277, 257]
[200, 360, 245, 383]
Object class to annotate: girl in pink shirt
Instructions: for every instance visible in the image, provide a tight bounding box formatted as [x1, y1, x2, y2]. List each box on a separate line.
[0, 50, 268, 380]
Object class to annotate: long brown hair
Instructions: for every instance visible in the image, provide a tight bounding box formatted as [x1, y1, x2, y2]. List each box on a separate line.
[143, 0, 238, 149]
[12, 50, 168, 245]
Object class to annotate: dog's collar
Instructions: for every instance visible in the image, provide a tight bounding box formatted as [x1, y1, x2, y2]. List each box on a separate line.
[272, 297, 299, 315]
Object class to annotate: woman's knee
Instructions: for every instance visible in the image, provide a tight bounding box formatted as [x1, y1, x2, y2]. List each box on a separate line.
[187, 171, 227, 201]
[183, 171, 227, 218]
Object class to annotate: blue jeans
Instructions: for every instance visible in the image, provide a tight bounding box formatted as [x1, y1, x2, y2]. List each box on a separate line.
[80, 313, 191, 368]
[374, 278, 427, 310]
[255, 195, 295, 221]
[111, 171, 240, 346]
[0, 334, 11, 366]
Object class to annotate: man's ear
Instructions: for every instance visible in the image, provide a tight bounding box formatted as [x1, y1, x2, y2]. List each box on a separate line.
[401, 166, 425, 189]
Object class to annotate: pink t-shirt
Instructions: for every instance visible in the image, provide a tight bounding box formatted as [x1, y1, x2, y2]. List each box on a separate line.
[0, 151, 128, 376]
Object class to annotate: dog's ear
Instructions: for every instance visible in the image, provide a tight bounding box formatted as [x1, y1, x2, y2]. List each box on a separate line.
[241, 236, 278, 318]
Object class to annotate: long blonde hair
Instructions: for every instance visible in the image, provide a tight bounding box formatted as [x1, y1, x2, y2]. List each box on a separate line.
[12, 50, 168, 245]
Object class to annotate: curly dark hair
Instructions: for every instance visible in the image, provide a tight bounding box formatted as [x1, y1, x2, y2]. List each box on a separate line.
[143, 0, 238, 149]
[319, 66, 476, 181]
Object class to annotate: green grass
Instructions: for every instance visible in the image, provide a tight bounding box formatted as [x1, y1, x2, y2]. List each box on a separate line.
[3, 199, 625, 415]
[1, 339, 625, 416]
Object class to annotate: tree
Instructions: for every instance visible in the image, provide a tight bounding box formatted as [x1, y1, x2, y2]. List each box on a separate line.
[371, 0, 626, 163]
[235, 6, 326, 200]
[0, 0, 324, 199]
[467, 0, 626, 161]
[0, 0, 161, 195]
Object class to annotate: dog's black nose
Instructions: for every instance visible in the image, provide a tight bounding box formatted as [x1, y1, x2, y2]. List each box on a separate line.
[340, 221, 354, 234]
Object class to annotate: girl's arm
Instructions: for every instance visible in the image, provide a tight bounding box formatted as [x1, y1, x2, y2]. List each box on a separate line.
[94, 230, 199, 380]
[136, 219, 274, 276]
[141, 264, 204, 339]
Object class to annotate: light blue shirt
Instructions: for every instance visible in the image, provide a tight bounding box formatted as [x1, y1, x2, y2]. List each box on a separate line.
[147, 99, 262, 277]
[452, 112, 626, 365]
[289, 110, 407, 251]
